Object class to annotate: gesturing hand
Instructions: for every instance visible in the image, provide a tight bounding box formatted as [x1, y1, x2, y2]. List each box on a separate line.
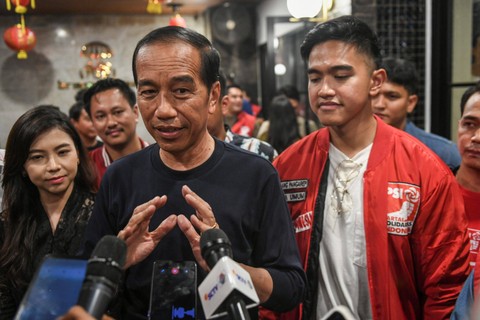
[178, 185, 220, 271]
[117, 196, 177, 269]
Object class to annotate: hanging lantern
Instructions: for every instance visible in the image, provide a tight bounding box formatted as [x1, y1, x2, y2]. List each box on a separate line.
[3, 24, 37, 59]
[6, 0, 35, 14]
[169, 13, 186, 27]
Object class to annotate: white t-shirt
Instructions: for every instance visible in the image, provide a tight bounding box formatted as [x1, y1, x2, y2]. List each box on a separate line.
[316, 143, 373, 319]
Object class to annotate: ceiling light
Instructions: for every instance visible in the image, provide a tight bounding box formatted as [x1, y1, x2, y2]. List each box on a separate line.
[274, 63, 287, 76]
[286, 0, 322, 19]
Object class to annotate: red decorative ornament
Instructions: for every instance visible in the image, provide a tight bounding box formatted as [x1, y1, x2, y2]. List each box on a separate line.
[3, 24, 37, 59]
[6, 0, 35, 14]
[169, 14, 186, 27]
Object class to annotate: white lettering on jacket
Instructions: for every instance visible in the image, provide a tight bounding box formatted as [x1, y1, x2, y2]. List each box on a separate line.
[281, 179, 308, 190]
[293, 211, 313, 233]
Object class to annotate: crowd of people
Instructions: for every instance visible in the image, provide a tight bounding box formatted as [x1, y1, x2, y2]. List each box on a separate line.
[0, 14, 478, 320]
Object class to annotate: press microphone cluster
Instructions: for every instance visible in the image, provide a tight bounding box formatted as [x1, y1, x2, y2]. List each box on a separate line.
[198, 229, 259, 320]
[77, 235, 127, 320]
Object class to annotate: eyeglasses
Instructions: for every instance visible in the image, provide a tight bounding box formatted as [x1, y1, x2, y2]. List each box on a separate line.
[330, 159, 362, 215]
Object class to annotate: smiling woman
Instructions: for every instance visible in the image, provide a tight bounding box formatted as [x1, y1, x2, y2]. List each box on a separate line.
[0, 105, 97, 319]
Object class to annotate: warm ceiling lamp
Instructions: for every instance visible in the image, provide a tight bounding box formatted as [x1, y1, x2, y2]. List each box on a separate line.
[80, 41, 114, 79]
[81, 41, 112, 60]
[286, 0, 334, 20]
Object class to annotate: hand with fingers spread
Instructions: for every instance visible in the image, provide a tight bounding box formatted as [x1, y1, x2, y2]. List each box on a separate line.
[117, 195, 177, 269]
[177, 214, 209, 271]
[178, 185, 219, 271]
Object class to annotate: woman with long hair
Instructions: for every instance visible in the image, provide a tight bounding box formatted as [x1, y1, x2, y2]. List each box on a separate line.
[258, 94, 301, 154]
[0, 105, 97, 318]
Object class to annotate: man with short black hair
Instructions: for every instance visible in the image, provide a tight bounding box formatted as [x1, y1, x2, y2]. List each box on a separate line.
[456, 81, 480, 265]
[441, 81, 480, 320]
[83, 78, 148, 186]
[372, 57, 460, 171]
[82, 26, 305, 319]
[224, 84, 256, 137]
[272, 15, 469, 319]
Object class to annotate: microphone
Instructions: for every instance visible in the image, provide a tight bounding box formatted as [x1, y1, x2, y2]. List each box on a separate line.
[198, 229, 259, 320]
[77, 235, 127, 320]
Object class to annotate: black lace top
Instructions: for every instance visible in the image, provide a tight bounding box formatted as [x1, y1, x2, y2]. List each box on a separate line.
[0, 186, 95, 319]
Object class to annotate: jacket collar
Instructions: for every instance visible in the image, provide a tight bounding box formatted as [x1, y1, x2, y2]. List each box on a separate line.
[316, 115, 395, 171]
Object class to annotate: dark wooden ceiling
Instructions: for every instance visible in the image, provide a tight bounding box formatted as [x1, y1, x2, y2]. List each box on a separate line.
[0, 0, 260, 16]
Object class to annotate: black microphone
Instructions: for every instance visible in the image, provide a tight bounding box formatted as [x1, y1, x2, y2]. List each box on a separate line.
[199, 229, 258, 320]
[201, 228, 233, 268]
[77, 235, 127, 319]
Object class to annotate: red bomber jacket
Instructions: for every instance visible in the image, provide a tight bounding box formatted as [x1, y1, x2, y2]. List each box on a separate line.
[266, 118, 470, 320]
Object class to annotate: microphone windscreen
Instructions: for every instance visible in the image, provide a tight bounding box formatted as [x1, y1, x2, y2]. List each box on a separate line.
[87, 235, 127, 283]
[200, 228, 233, 268]
[200, 228, 230, 249]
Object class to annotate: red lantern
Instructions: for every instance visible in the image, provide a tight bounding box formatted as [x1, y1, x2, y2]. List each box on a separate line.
[169, 13, 186, 27]
[3, 24, 37, 59]
[6, 0, 35, 14]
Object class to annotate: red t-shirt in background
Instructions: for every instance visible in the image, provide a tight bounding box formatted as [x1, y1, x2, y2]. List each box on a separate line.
[230, 111, 256, 137]
[460, 184, 480, 266]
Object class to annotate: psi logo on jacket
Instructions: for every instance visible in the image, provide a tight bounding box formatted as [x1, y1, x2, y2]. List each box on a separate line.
[386, 182, 420, 236]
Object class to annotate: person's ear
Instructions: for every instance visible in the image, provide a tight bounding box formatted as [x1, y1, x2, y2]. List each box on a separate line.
[208, 82, 220, 114]
[407, 94, 418, 114]
[221, 96, 229, 115]
[369, 68, 387, 97]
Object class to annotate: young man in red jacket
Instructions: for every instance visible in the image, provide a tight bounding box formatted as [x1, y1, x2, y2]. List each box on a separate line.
[269, 15, 470, 320]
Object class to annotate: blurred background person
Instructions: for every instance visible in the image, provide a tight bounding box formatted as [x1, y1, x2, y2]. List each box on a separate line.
[243, 88, 265, 137]
[69, 101, 103, 151]
[242, 88, 262, 117]
[223, 83, 257, 137]
[372, 57, 461, 171]
[74, 88, 88, 103]
[0, 106, 97, 318]
[83, 78, 148, 187]
[276, 84, 319, 137]
[207, 72, 278, 161]
[456, 81, 480, 266]
[257, 94, 301, 154]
